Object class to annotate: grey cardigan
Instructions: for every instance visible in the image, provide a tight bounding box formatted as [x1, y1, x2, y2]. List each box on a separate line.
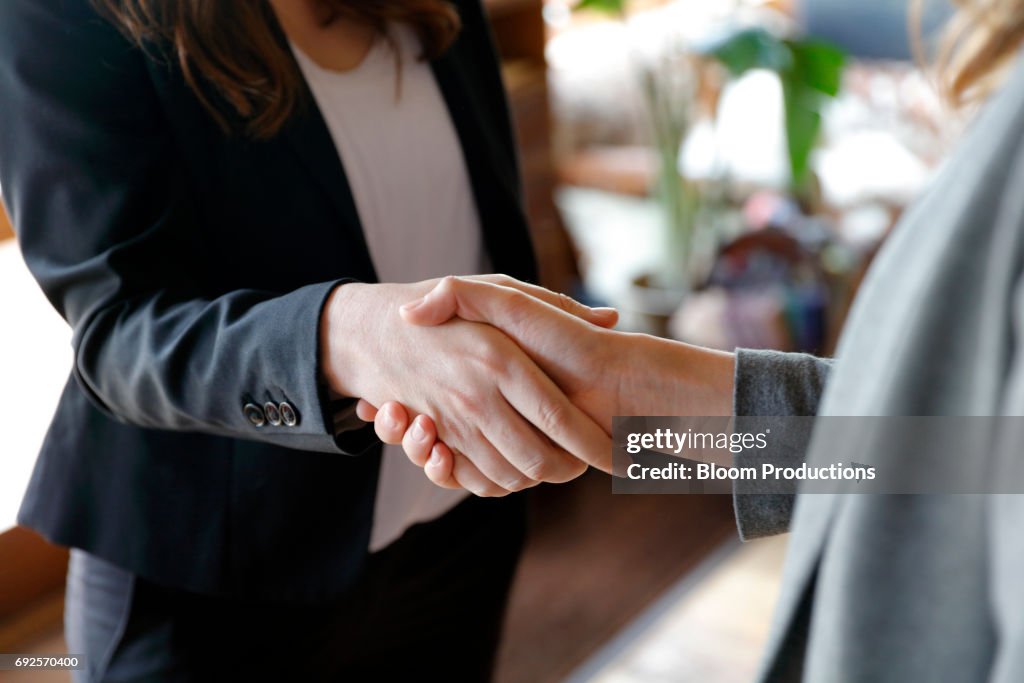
[732, 56, 1024, 682]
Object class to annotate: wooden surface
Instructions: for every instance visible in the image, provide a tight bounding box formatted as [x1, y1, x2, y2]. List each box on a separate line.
[585, 536, 787, 683]
[496, 472, 736, 683]
[558, 146, 660, 198]
[0, 527, 67, 621]
[0, 200, 12, 241]
[0, 527, 68, 652]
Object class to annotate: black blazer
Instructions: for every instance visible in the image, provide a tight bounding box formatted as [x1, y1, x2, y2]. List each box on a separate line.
[0, 0, 536, 602]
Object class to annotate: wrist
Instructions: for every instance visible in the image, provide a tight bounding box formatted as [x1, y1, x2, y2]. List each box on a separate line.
[320, 281, 376, 398]
[616, 333, 735, 417]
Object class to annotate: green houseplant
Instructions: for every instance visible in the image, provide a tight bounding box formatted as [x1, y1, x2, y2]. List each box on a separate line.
[577, 0, 702, 292]
[571, 2, 845, 334]
[700, 26, 846, 201]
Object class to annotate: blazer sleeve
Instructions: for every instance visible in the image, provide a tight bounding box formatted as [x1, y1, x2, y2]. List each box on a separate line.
[0, 0, 375, 455]
[731, 348, 834, 540]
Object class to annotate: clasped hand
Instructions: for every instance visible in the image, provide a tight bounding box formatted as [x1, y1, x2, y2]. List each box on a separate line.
[329, 275, 735, 496]
[321, 275, 626, 496]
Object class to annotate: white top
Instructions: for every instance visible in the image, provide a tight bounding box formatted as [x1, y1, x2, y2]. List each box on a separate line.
[292, 25, 476, 552]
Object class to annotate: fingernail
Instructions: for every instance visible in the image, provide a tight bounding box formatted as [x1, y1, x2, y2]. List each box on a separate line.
[411, 420, 427, 442]
[427, 448, 442, 467]
[594, 307, 617, 316]
[400, 296, 425, 313]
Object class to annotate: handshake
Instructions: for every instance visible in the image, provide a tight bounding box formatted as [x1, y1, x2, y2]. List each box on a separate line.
[321, 275, 736, 496]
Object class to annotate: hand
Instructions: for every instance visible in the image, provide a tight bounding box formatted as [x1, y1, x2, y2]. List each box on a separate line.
[355, 400, 461, 489]
[321, 275, 618, 496]
[363, 276, 736, 491]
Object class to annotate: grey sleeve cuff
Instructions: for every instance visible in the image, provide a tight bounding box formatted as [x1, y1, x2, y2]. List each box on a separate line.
[733, 492, 796, 542]
[733, 349, 834, 417]
[732, 348, 834, 540]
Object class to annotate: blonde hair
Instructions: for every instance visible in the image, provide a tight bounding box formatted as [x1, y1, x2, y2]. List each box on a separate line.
[931, 0, 1024, 105]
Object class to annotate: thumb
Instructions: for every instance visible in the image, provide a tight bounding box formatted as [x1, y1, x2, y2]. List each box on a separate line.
[401, 276, 589, 358]
[400, 277, 460, 326]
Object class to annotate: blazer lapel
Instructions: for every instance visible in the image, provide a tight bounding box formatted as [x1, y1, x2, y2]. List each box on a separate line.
[265, 12, 377, 282]
[279, 100, 378, 282]
[430, 49, 519, 198]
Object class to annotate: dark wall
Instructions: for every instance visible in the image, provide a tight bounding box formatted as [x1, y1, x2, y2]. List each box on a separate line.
[798, 0, 952, 60]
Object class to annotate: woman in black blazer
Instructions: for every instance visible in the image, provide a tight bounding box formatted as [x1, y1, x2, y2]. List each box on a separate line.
[0, 0, 610, 679]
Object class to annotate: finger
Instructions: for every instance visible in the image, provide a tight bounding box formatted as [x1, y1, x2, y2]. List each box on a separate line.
[442, 419, 536, 493]
[401, 275, 617, 329]
[356, 399, 378, 422]
[480, 395, 588, 484]
[406, 279, 615, 464]
[423, 442, 458, 487]
[373, 401, 410, 445]
[401, 278, 594, 365]
[448, 447, 514, 497]
[416, 422, 538, 497]
[500, 359, 613, 474]
[402, 413, 438, 468]
[448, 451, 542, 496]
[473, 274, 619, 329]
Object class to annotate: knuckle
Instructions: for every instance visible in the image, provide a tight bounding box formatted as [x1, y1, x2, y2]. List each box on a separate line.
[522, 456, 554, 483]
[507, 290, 537, 324]
[425, 465, 449, 487]
[537, 399, 570, 438]
[374, 421, 400, 444]
[474, 338, 510, 376]
[489, 273, 514, 286]
[556, 292, 576, 313]
[449, 389, 483, 418]
[472, 481, 505, 497]
[439, 419, 468, 447]
[551, 458, 588, 483]
[496, 478, 527, 493]
[404, 443, 430, 467]
[506, 289, 530, 308]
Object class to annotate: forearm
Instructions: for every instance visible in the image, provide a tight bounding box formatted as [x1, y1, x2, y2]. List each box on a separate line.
[615, 333, 736, 419]
[76, 280, 364, 453]
[612, 339, 833, 540]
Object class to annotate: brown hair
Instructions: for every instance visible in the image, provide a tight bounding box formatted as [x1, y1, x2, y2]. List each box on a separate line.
[921, 0, 1024, 105]
[93, 0, 460, 138]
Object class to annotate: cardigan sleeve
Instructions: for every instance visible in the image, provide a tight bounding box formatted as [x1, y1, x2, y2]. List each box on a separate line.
[731, 349, 834, 540]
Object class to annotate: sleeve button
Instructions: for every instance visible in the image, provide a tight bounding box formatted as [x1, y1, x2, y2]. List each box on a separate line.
[243, 403, 266, 427]
[279, 402, 298, 427]
[263, 402, 282, 426]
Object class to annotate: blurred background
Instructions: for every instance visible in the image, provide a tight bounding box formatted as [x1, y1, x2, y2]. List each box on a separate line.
[0, 0, 961, 680]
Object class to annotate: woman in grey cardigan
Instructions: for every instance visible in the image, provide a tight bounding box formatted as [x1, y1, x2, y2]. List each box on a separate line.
[359, 3, 1024, 681]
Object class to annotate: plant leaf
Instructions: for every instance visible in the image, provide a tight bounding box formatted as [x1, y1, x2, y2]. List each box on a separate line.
[782, 82, 822, 190]
[574, 0, 627, 15]
[699, 27, 791, 76]
[788, 40, 846, 96]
